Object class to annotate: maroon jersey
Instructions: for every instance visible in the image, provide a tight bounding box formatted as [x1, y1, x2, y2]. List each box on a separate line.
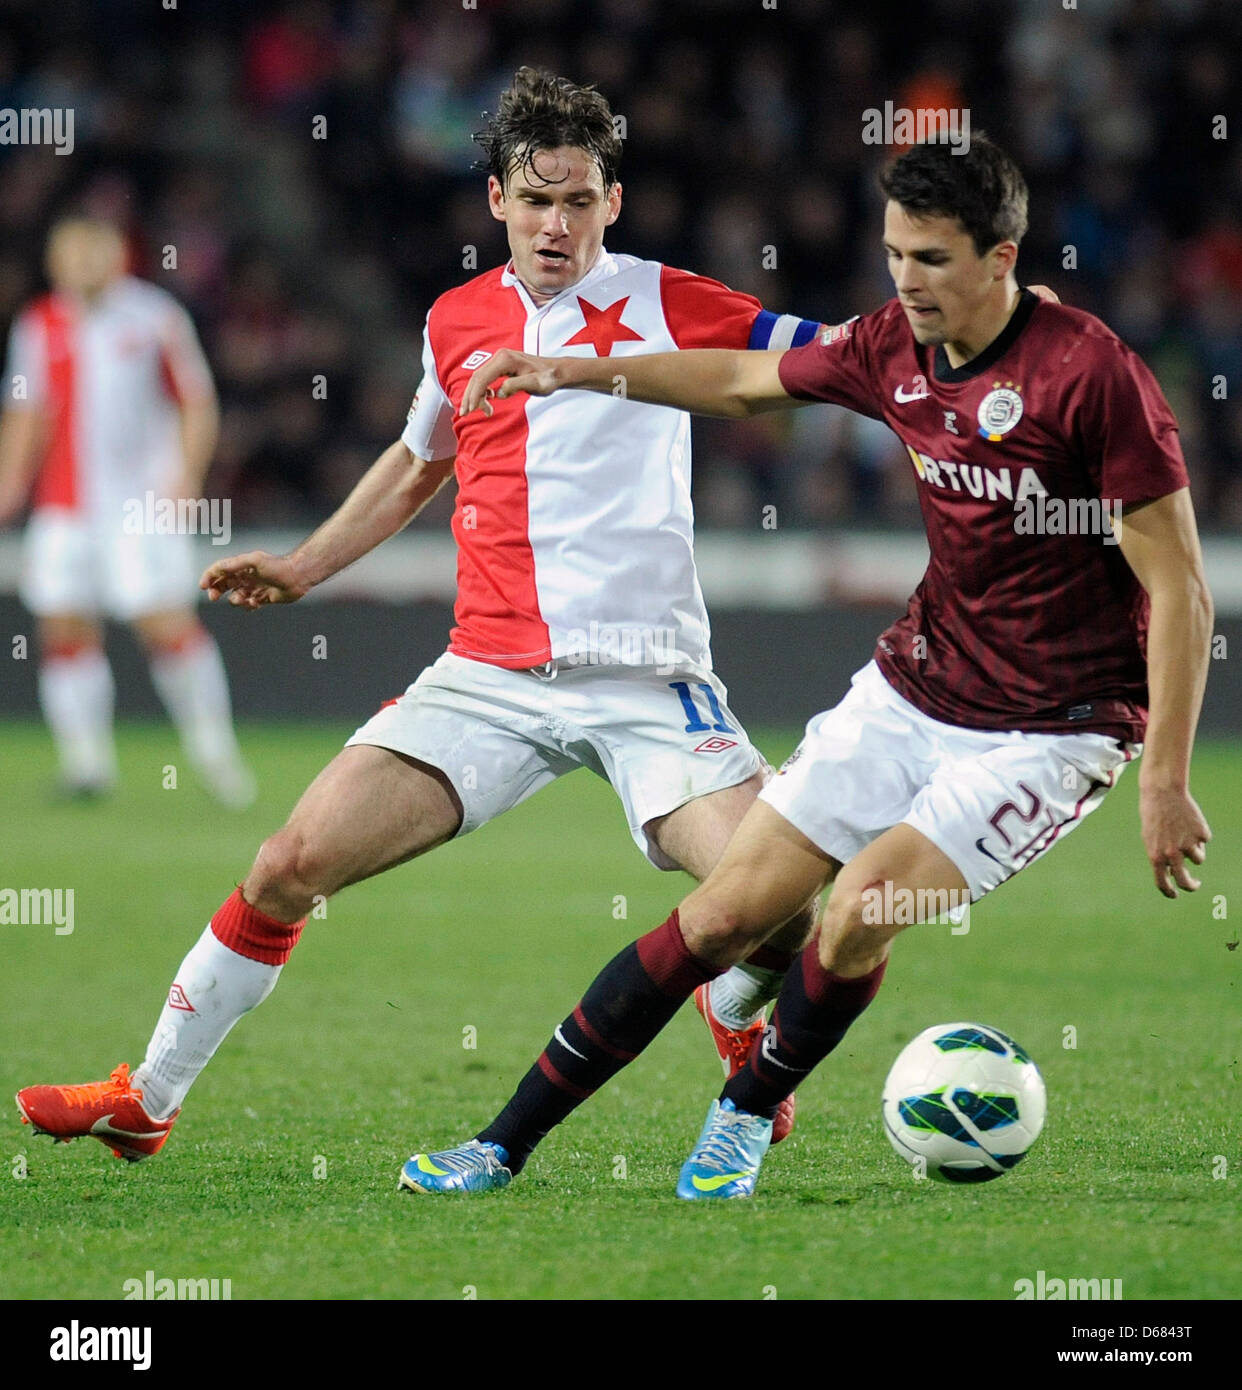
[778, 291, 1189, 741]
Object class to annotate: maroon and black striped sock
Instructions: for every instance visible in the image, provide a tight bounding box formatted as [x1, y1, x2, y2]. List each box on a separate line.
[722, 948, 888, 1119]
[476, 911, 719, 1173]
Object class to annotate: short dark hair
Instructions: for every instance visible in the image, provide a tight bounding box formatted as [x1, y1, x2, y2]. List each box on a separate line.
[879, 133, 1029, 256]
[473, 67, 622, 192]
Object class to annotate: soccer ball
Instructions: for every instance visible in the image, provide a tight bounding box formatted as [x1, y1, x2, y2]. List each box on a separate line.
[881, 1022, 1046, 1183]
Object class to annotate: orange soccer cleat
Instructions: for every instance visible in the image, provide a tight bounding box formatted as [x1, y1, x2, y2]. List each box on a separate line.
[16, 1063, 178, 1163]
[694, 984, 796, 1144]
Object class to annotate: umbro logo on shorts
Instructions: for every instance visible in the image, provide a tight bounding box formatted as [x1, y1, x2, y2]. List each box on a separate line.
[694, 736, 738, 754]
[461, 350, 492, 369]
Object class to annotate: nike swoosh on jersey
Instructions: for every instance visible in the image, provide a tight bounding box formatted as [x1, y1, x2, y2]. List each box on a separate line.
[691, 1171, 752, 1192]
[893, 384, 929, 403]
[974, 837, 1005, 866]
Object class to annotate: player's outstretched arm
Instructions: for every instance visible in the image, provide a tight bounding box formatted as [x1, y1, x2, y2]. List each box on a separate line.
[1116, 487, 1214, 897]
[460, 346, 800, 420]
[201, 439, 454, 609]
[458, 295, 1064, 423]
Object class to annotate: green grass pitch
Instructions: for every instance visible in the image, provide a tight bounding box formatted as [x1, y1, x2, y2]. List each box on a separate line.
[2, 720, 1238, 1301]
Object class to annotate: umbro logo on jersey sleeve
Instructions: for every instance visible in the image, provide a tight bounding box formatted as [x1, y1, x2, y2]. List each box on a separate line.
[461, 350, 492, 369]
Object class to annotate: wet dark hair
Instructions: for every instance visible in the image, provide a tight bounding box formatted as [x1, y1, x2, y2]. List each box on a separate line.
[473, 66, 622, 192]
[879, 133, 1029, 256]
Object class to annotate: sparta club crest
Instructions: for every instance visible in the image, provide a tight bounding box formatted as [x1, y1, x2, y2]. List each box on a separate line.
[977, 383, 1024, 441]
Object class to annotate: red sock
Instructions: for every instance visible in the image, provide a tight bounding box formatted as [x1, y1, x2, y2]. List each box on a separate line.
[210, 887, 306, 966]
[744, 942, 795, 971]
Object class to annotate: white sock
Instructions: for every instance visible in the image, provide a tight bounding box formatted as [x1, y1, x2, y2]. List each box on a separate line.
[133, 924, 282, 1119]
[147, 630, 253, 801]
[38, 646, 117, 787]
[709, 962, 788, 1030]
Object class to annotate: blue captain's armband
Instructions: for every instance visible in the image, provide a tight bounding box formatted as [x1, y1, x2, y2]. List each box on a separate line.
[748, 311, 821, 350]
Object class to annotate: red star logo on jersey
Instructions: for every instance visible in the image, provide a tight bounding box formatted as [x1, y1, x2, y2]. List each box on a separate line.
[562, 296, 645, 355]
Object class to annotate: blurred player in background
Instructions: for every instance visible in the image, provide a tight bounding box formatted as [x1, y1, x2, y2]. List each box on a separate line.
[0, 215, 255, 807]
[16, 69, 827, 1165]
[400, 132, 1213, 1199]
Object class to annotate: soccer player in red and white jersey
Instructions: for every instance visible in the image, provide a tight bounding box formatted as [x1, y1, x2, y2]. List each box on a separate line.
[15, 69, 828, 1163]
[404, 133, 1214, 1198]
[0, 216, 255, 807]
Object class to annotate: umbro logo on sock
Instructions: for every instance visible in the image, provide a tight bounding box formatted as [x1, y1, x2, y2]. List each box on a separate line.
[167, 983, 194, 1012]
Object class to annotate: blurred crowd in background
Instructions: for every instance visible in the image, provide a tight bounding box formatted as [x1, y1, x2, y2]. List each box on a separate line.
[1, 0, 1239, 532]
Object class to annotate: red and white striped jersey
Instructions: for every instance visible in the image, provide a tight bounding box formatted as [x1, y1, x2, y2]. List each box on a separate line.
[4, 276, 215, 518]
[403, 249, 818, 670]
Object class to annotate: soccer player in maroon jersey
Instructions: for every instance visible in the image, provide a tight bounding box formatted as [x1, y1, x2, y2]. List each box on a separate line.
[404, 133, 1214, 1198]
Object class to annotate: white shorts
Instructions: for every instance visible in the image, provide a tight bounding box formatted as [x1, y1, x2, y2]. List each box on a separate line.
[20, 509, 198, 621]
[761, 661, 1139, 901]
[345, 651, 765, 869]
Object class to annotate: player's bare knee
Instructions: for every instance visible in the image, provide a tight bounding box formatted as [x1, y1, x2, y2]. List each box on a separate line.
[245, 830, 329, 920]
[679, 886, 781, 966]
[133, 612, 201, 654]
[817, 880, 896, 967]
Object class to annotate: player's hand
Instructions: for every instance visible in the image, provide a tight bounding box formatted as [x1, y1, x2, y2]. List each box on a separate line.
[460, 349, 561, 417]
[1029, 284, 1061, 304]
[1138, 783, 1210, 898]
[200, 551, 309, 608]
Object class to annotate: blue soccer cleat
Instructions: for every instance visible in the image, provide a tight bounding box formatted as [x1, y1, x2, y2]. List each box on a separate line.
[398, 1138, 513, 1194]
[676, 1097, 773, 1200]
